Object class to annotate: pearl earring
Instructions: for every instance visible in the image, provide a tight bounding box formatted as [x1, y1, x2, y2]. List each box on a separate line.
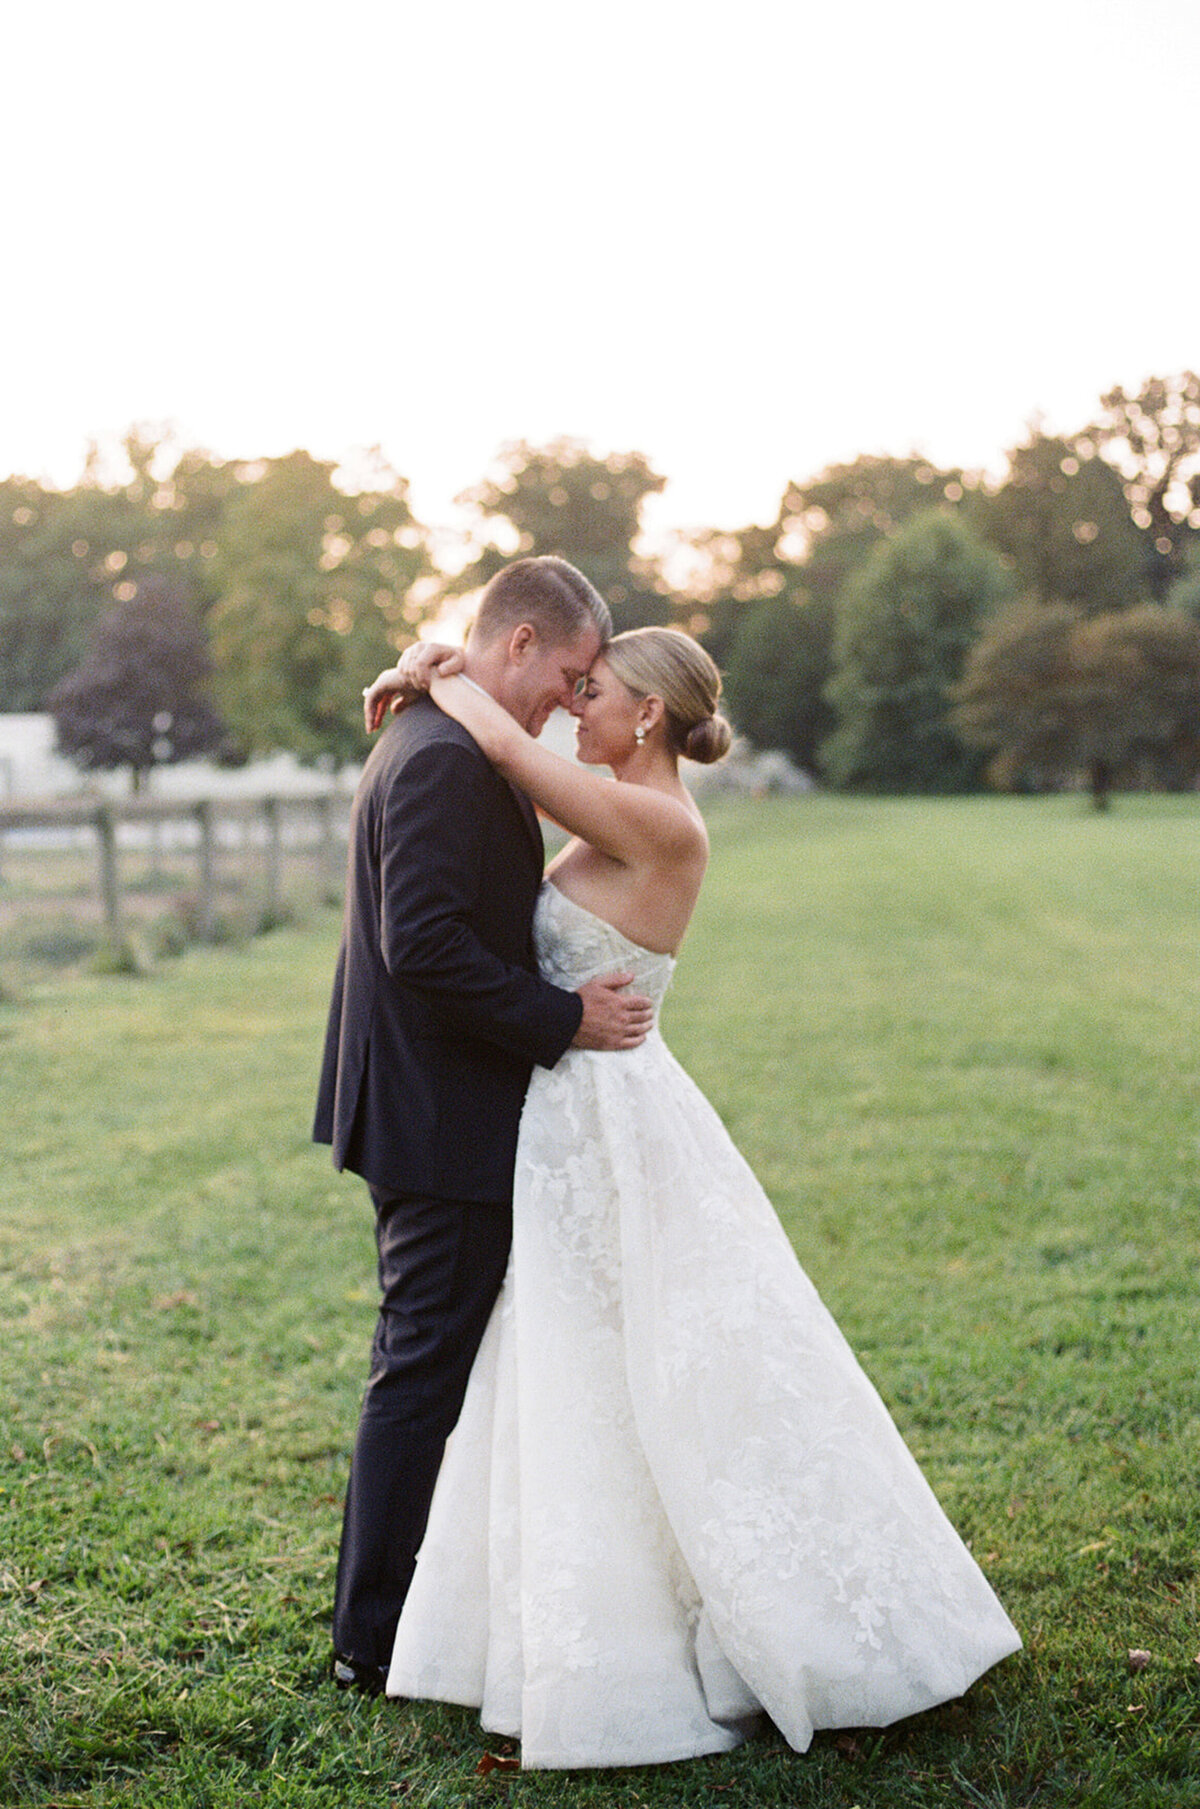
[635, 724, 645, 746]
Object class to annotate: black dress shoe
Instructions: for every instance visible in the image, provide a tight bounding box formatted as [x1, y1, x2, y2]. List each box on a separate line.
[331, 1652, 389, 1695]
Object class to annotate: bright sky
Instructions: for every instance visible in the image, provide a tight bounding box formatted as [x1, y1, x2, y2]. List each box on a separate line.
[3, 0, 1198, 546]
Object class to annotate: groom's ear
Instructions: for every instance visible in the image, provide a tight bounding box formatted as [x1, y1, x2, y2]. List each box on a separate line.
[506, 622, 538, 664]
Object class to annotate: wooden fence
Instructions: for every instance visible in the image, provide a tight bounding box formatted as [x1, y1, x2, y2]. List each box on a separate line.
[0, 792, 351, 945]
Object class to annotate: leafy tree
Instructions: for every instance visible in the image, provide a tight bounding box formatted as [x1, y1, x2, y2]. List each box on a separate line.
[0, 435, 431, 743]
[46, 577, 225, 791]
[0, 430, 246, 709]
[1165, 544, 1200, 620]
[781, 454, 971, 612]
[950, 603, 1082, 792]
[954, 603, 1200, 807]
[0, 469, 163, 710]
[0, 476, 84, 709]
[666, 461, 967, 734]
[206, 450, 430, 765]
[1077, 606, 1200, 794]
[452, 439, 669, 632]
[973, 430, 1145, 613]
[663, 522, 791, 665]
[143, 441, 256, 617]
[722, 593, 835, 775]
[822, 510, 1014, 792]
[1085, 372, 1200, 600]
[65, 427, 238, 609]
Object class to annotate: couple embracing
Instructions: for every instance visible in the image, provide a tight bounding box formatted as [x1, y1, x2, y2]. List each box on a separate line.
[314, 556, 1019, 1771]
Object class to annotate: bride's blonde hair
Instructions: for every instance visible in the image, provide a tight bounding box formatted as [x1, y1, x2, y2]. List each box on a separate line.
[602, 628, 732, 766]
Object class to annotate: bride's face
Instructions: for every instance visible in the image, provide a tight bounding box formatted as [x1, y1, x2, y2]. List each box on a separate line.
[570, 658, 642, 765]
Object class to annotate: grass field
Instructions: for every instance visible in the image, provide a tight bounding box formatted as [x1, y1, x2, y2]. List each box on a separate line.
[1, 793, 1197, 1807]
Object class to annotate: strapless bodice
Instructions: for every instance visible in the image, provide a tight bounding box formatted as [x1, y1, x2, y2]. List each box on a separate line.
[533, 882, 675, 1011]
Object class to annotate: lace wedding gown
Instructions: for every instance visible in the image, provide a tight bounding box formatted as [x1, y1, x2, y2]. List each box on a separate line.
[387, 882, 1021, 1768]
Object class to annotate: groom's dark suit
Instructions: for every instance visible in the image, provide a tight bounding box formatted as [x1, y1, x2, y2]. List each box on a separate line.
[314, 695, 582, 1671]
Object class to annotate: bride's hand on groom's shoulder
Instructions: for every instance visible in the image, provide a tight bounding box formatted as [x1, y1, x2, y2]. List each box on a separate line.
[362, 665, 407, 732]
[362, 643, 465, 731]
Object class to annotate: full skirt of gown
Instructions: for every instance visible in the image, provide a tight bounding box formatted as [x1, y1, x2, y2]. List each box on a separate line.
[386, 883, 1021, 1768]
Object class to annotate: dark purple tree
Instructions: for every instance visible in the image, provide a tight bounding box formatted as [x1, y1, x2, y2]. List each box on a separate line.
[47, 577, 225, 791]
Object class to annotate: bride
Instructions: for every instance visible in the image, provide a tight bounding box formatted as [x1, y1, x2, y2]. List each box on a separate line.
[361, 627, 1021, 1770]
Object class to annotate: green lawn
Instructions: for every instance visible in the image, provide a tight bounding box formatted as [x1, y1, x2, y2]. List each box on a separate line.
[1, 794, 1197, 1807]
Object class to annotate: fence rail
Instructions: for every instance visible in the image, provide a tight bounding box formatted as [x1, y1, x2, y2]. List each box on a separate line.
[0, 792, 351, 946]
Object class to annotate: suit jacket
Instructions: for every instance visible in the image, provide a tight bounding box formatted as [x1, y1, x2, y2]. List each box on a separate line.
[313, 697, 582, 1202]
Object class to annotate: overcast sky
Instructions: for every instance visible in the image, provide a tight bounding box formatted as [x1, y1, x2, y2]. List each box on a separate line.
[4, 0, 1198, 543]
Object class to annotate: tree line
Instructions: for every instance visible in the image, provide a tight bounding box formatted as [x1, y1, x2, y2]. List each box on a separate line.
[3, 377, 1199, 801]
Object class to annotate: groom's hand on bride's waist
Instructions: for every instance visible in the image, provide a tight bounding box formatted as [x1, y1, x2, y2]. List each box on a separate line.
[572, 972, 654, 1050]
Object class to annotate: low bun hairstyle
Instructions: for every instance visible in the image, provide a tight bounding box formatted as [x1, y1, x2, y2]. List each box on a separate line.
[602, 628, 733, 766]
[681, 712, 733, 765]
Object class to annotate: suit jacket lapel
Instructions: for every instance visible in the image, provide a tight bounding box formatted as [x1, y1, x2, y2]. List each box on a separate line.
[505, 777, 543, 865]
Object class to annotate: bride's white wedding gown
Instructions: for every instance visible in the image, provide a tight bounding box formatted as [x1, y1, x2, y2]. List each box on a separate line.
[387, 882, 1021, 1768]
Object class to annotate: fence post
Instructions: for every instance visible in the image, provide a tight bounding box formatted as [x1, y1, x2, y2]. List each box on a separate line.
[194, 800, 216, 939]
[95, 805, 122, 941]
[262, 796, 282, 921]
[317, 792, 341, 900]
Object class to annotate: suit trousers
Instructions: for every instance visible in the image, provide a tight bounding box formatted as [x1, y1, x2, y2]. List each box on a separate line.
[332, 1186, 513, 1670]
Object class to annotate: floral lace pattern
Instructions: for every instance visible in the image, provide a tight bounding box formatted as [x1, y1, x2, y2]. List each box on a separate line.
[388, 883, 1020, 1768]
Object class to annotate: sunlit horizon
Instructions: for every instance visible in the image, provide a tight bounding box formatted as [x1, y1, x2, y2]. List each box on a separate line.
[3, 1, 1198, 545]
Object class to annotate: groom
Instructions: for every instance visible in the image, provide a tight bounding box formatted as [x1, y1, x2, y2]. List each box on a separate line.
[314, 556, 652, 1692]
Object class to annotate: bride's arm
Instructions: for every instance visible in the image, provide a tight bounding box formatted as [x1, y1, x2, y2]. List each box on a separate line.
[428, 673, 698, 865]
[363, 644, 464, 732]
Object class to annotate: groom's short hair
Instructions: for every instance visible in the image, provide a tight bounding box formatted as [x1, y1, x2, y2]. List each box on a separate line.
[471, 556, 611, 649]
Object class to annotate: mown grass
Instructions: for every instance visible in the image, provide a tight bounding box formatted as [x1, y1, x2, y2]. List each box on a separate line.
[1, 794, 1197, 1807]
